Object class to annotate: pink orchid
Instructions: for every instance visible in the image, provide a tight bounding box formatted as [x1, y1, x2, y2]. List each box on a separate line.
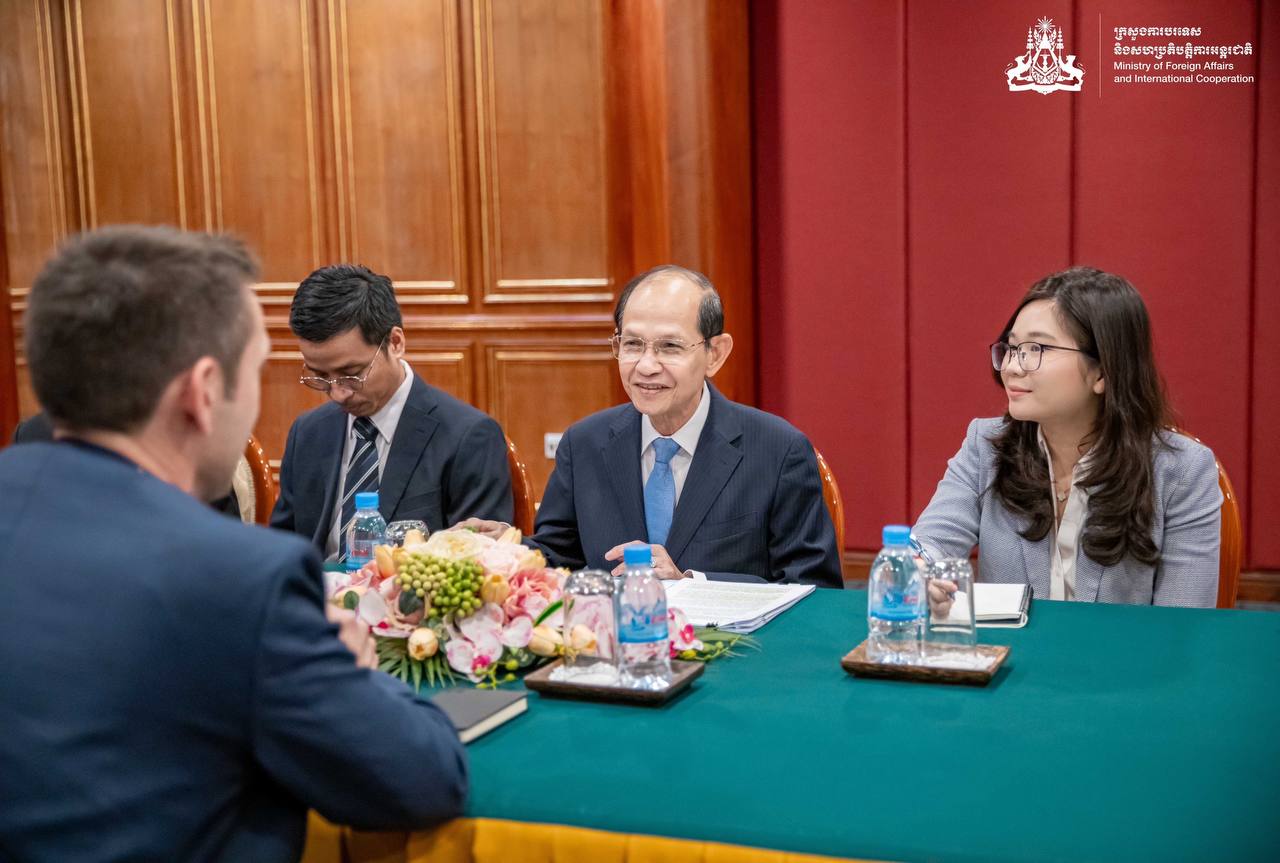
[502, 569, 564, 624]
[444, 602, 532, 681]
[668, 607, 703, 657]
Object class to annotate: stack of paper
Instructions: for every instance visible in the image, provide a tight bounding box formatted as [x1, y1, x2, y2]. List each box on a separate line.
[663, 579, 815, 633]
[973, 582, 1031, 628]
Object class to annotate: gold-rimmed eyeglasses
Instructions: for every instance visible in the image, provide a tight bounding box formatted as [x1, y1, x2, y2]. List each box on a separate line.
[610, 334, 708, 361]
[299, 337, 388, 393]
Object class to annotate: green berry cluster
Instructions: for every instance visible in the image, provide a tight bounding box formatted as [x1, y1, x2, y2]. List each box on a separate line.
[396, 552, 485, 621]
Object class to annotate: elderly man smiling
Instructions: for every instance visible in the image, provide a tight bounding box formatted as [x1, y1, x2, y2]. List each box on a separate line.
[465, 264, 842, 587]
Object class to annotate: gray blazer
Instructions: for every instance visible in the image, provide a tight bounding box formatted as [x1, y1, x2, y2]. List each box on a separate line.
[913, 417, 1222, 607]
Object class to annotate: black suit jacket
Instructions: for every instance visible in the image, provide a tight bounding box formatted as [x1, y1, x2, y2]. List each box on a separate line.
[0, 441, 467, 861]
[270, 374, 514, 548]
[529, 386, 843, 587]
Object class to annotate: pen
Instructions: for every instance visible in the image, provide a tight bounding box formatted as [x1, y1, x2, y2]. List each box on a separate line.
[908, 533, 935, 565]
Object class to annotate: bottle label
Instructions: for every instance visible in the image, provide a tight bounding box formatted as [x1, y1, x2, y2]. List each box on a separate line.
[347, 539, 377, 569]
[617, 604, 669, 644]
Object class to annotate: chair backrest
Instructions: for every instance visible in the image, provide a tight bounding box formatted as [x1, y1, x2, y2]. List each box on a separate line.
[813, 447, 845, 552]
[1215, 457, 1242, 609]
[242, 434, 276, 527]
[506, 436, 536, 536]
[1174, 428, 1241, 609]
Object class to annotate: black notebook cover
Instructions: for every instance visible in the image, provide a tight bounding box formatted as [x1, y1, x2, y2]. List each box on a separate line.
[430, 687, 528, 743]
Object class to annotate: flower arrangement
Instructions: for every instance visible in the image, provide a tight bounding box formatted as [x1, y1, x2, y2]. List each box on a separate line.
[326, 527, 751, 691]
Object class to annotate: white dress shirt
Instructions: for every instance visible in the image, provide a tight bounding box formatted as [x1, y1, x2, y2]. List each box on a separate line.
[324, 360, 415, 558]
[639, 382, 710, 506]
[1038, 428, 1094, 602]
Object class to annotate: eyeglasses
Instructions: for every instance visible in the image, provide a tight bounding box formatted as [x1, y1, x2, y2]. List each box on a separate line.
[610, 334, 708, 361]
[991, 340, 1094, 372]
[299, 337, 388, 393]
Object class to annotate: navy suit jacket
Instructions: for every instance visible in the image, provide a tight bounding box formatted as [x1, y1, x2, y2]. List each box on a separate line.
[271, 374, 514, 548]
[0, 441, 467, 862]
[530, 386, 843, 587]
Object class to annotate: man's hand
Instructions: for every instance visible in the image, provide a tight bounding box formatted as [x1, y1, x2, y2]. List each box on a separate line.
[926, 578, 958, 619]
[605, 541, 685, 580]
[451, 517, 512, 540]
[325, 605, 378, 670]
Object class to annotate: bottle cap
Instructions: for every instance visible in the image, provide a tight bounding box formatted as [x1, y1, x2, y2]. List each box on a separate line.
[354, 492, 380, 510]
[622, 545, 653, 566]
[882, 524, 912, 546]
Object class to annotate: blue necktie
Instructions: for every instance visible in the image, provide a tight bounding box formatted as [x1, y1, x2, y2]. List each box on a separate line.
[644, 437, 680, 547]
[339, 416, 380, 560]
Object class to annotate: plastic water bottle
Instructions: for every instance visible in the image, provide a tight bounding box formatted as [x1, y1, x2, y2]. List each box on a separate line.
[345, 492, 387, 572]
[614, 545, 672, 690]
[866, 524, 925, 664]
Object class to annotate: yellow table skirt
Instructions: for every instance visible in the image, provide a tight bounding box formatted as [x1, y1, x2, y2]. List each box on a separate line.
[304, 813, 876, 863]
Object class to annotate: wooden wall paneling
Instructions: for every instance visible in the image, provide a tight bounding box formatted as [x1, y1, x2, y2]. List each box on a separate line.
[69, 0, 185, 228]
[660, 0, 753, 405]
[0, 1, 70, 285]
[341, 0, 468, 302]
[474, 0, 613, 305]
[200, 0, 323, 279]
[605, 0, 670, 275]
[404, 340, 475, 406]
[0, 0, 78, 427]
[604, 0, 754, 405]
[484, 338, 619, 498]
[0, 153, 14, 439]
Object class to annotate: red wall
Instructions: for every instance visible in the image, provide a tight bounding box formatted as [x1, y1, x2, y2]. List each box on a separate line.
[753, 0, 1279, 568]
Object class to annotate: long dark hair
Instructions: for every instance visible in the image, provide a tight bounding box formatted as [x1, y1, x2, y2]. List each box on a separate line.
[990, 267, 1171, 567]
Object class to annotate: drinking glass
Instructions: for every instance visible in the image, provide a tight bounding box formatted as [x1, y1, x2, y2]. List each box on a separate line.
[923, 558, 980, 666]
[385, 520, 429, 547]
[551, 568, 619, 685]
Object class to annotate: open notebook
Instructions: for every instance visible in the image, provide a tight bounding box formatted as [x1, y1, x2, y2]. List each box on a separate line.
[663, 579, 815, 634]
[972, 582, 1031, 628]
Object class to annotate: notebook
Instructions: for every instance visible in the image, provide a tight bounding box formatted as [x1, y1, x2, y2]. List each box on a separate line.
[973, 583, 1031, 628]
[662, 579, 815, 633]
[430, 688, 527, 744]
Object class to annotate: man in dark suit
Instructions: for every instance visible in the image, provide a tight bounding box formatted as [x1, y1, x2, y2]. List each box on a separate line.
[270, 265, 513, 560]
[464, 265, 842, 587]
[0, 227, 467, 862]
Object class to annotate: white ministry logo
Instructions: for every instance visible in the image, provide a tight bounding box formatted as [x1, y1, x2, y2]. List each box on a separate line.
[1006, 17, 1084, 94]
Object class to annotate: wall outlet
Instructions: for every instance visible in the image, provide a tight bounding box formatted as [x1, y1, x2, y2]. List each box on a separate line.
[543, 432, 563, 459]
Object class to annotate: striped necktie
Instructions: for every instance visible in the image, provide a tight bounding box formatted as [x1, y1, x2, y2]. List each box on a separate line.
[644, 437, 680, 547]
[339, 416, 380, 560]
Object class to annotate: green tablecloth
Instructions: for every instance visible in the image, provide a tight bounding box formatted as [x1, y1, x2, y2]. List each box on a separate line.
[462, 589, 1280, 862]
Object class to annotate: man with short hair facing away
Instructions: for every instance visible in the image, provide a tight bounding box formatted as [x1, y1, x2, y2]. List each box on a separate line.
[463, 265, 842, 587]
[271, 265, 513, 561]
[0, 227, 467, 862]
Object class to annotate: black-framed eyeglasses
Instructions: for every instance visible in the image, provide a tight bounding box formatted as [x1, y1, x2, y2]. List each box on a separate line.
[299, 337, 388, 393]
[610, 334, 708, 361]
[991, 340, 1094, 372]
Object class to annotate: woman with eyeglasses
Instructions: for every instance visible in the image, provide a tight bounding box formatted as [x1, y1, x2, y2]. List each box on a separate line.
[912, 266, 1222, 606]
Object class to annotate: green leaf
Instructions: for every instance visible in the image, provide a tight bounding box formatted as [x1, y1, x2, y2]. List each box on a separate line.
[533, 598, 563, 626]
[411, 660, 423, 692]
[342, 590, 360, 610]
